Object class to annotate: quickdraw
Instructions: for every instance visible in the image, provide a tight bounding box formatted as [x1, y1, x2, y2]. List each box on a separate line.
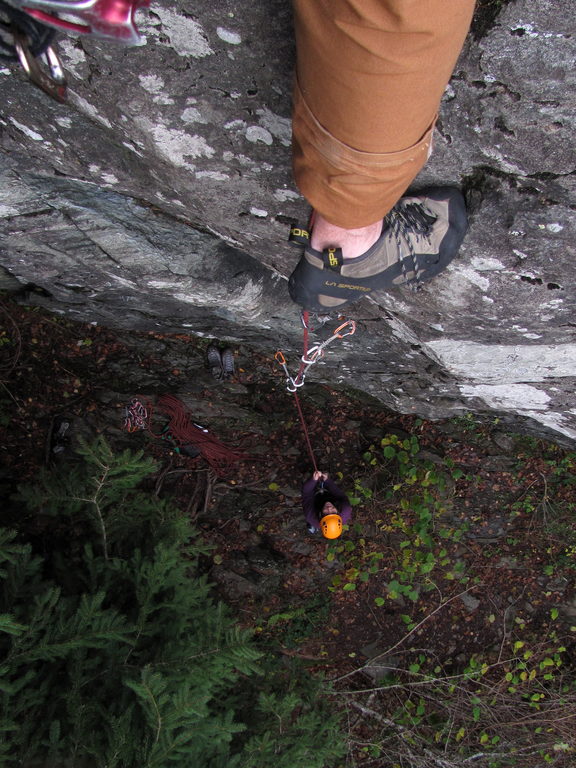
[275, 314, 356, 393]
[275, 312, 357, 472]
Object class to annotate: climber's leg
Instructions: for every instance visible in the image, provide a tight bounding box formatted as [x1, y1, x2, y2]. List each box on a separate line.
[291, 0, 476, 230]
[288, 0, 475, 310]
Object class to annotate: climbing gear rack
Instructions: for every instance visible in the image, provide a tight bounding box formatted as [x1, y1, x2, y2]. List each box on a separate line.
[0, 0, 66, 99]
[1, 0, 149, 101]
[123, 397, 149, 433]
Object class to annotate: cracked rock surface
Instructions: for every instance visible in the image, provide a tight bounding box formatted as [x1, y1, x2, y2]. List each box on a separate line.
[0, 0, 575, 444]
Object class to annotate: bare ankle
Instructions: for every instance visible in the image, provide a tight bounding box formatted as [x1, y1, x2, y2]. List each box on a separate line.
[310, 214, 382, 259]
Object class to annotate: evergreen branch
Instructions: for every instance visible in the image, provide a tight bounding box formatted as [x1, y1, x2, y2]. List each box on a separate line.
[2, 438, 347, 767]
[142, 679, 163, 747]
[9, 630, 133, 663]
[71, 474, 110, 559]
[125, 674, 165, 748]
[0, 614, 27, 636]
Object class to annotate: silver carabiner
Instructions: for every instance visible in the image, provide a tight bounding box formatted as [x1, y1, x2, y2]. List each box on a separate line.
[12, 29, 67, 102]
[287, 377, 305, 393]
[301, 345, 324, 365]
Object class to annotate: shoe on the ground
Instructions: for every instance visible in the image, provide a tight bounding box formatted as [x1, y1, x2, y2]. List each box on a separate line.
[206, 344, 223, 380]
[48, 416, 71, 462]
[221, 347, 235, 380]
[288, 186, 468, 311]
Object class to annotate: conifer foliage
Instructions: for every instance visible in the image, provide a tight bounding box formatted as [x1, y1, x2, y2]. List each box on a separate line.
[0, 437, 344, 767]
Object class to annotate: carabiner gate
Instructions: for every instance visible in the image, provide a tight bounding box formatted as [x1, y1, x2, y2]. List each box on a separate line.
[12, 28, 67, 102]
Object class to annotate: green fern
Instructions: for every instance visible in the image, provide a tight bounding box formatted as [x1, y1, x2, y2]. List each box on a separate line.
[1, 437, 345, 767]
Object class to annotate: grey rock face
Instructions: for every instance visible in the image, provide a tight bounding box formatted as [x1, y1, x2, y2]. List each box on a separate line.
[0, 0, 575, 444]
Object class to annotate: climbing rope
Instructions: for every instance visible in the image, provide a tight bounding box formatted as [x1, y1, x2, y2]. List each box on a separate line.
[0, 0, 55, 61]
[122, 394, 252, 477]
[275, 311, 356, 471]
[293, 388, 318, 472]
[155, 395, 252, 476]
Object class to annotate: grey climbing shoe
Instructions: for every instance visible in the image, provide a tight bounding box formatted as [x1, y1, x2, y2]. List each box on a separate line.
[288, 187, 467, 311]
[206, 344, 223, 380]
[221, 347, 235, 380]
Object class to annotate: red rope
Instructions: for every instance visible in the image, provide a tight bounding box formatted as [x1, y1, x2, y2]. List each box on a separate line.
[290, 310, 318, 471]
[294, 309, 310, 386]
[153, 394, 252, 477]
[293, 390, 318, 472]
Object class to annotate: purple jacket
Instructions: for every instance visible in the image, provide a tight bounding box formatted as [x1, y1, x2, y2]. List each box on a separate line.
[302, 477, 352, 528]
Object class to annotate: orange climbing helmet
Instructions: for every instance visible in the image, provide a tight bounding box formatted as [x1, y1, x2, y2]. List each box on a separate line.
[320, 513, 343, 539]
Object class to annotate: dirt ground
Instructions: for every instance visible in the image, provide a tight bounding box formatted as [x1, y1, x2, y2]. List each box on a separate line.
[1, 296, 575, 763]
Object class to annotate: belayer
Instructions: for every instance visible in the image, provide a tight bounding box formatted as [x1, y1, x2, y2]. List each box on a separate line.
[302, 470, 352, 539]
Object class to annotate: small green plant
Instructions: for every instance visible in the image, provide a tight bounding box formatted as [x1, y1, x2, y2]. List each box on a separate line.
[260, 594, 331, 648]
[348, 631, 575, 767]
[328, 432, 469, 603]
[448, 412, 486, 438]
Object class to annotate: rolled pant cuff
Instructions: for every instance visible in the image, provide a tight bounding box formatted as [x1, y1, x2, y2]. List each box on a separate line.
[292, 79, 435, 229]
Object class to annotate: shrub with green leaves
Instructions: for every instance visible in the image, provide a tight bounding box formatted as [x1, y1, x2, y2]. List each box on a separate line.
[0, 437, 345, 768]
[327, 432, 467, 600]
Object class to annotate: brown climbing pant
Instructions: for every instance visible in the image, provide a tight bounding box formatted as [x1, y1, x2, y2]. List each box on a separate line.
[291, 0, 476, 228]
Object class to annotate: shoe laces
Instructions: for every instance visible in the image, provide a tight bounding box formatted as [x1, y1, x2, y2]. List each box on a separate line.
[384, 201, 437, 287]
